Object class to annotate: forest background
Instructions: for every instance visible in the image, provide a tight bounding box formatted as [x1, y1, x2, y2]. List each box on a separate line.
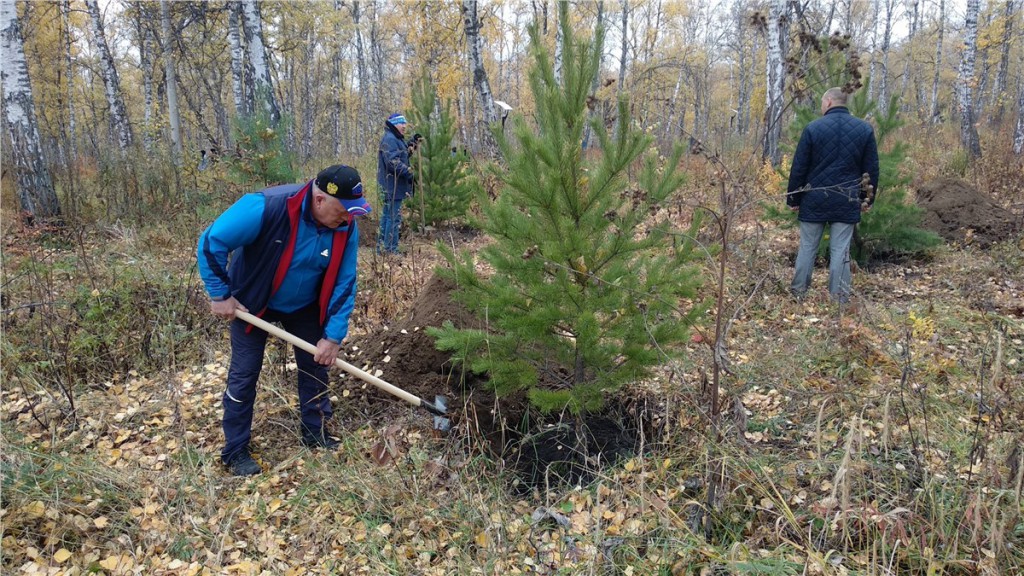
[2, 0, 1023, 575]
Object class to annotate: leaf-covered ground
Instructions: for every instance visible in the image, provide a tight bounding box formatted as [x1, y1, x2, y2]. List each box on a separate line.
[2, 221, 1023, 575]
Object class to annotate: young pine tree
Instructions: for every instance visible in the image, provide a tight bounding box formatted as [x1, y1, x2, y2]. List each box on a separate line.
[429, 11, 703, 414]
[228, 106, 297, 187]
[407, 74, 478, 229]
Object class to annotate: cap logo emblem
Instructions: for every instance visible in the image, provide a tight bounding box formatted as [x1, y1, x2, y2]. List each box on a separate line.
[326, 182, 339, 195]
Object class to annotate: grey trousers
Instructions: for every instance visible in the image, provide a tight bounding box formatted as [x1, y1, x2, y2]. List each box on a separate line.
[791, 221, 855, 301]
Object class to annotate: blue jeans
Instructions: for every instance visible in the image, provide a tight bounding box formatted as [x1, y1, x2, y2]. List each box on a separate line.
[221, 304, 332, 464]
[377, 198, 403, 254]
[791, 221, 855, 302]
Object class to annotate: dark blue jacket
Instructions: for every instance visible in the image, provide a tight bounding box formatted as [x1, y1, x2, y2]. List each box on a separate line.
[787, 107, 879, 224]
[377, 121, 414, 201]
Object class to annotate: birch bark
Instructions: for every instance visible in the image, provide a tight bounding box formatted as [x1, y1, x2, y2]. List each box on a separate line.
[1, 0, 61, 218]
[85, 0, 134, 151]
[239, 0, 280, 124]
[959, 0, 982, 158]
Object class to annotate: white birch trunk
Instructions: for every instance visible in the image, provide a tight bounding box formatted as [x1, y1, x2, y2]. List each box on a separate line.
[352, 1, 370, 142]
[1, 0, 60, 218]
[160, 0, 182, 164]
[554, 0, 564, 86]
[1014, 81, 1024, 153]
[868, 0, 879, 102]
[877, 0, 893, 114]
[85, 0, 134, 151]
[61, 0, 76, 163]
[582, 0, 604, 150]
[763, 0, 788, 166]
[137, 5, 154, 153]
[930, 0, 945, 122]
[993, 0, 1016, 123]
[959, 0, 982, 158]
[617, 0, 628, 93]
[334, 0, 344, 157]
[228, 1, 247, 118]
[240, 0, 280, 124]
[900, 0, 919, 115]
[462, 0, 498, 153]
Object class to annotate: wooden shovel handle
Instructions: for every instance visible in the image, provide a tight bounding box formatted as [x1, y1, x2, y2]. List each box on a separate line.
[233, 310, 425, 408]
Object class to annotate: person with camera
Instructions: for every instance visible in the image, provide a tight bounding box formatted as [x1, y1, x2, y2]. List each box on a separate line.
[376, 113, 418, 254]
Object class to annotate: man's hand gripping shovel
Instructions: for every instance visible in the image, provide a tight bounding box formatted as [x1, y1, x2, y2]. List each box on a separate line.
[234, 310, 450, 432]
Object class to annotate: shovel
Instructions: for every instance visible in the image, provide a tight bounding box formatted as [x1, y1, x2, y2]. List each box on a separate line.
[234, 310, 450, 432]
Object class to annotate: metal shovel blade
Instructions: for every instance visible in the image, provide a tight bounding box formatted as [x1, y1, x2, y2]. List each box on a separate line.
[432, 395, 451, 432]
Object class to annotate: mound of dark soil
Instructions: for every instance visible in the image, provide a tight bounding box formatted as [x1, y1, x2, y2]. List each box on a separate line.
[348, 272, 481, 401]
[347, 272, 653, 491]
[915, 178, 1021, 248]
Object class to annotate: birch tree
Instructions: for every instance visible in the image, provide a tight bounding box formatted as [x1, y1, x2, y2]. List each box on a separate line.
[993, 0, 1016, 123]
[84, 0, 134, 152]
[1, 0, 60, 219]
[334, 0, 345, 157]
[61, 0, 76, 164]
[160, 0, 182, 164]
[239, 0, 280, 124]
[876, 0, 895, 114]
[227, 1, 248, 118]
[462, 0, 498, 154]
[351, 1, 370, 141]
[617, 0, 629, 94]
[763, 0, 789, 166]
[959, 0, 982, 158]
[930, 0, 945, 123]
[1015, 80, 1024, 153]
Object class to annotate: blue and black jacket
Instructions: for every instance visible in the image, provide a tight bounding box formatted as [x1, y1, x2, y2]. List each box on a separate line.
[787, 106, 880, 224]
[197, 181, 359, 342]
[377, 121, 414, 201]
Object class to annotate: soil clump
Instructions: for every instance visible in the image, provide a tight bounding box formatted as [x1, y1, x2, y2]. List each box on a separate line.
[915, 177, 1020, 248]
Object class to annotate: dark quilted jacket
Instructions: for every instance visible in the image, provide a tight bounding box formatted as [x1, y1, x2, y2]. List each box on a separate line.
[786, 107, 879, 224]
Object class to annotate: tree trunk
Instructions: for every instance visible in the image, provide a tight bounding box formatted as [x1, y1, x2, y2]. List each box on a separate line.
[554, 0, 564, 85]
[877, 0, 893, 114]
[900, 0, 920, 116]
[993, 0, 1016, 124]
[135, 3, 155, 152]
[582, 0, 604, 150]
[930, 0, 945, 123]
[1014, 79, 1024, 153]
[462, 0, 498, 154]
[735, 1, 751, 135]
[352, 1, 370, 142]
[160, 0, 182, 164]
[228, 1, 248, 118]
[334, 0, 345, 157]
[1, 0, 61, 219]
[239, 0, 280, 124]
[85, 0, 134, 152]
[617, 0, 628, 93]
[959, 0, 982, 158]
[61, 0, 76, 164]
[868, 0, 879, 102]
[763, 0, 788, 167]
[370, 1, 386, 124]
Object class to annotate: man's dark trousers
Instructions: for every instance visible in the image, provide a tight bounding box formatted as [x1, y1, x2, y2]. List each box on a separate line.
[221, 303, 332, 464]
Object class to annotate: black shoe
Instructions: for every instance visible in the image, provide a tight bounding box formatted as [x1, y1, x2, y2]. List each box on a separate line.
[301, 428, 341, 450]
[226, 451, 262, 476]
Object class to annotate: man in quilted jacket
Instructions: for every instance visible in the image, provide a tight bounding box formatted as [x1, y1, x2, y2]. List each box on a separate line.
[787, 87, 879, 303]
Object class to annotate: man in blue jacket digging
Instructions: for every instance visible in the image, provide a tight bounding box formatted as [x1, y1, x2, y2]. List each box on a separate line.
[198, 165, 371, 476]
[787, 87, 879, 303]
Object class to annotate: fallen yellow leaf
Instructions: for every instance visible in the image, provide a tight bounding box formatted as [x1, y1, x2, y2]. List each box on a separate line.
[53, 548, 72, 563]
[94, 516, 109, 529]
